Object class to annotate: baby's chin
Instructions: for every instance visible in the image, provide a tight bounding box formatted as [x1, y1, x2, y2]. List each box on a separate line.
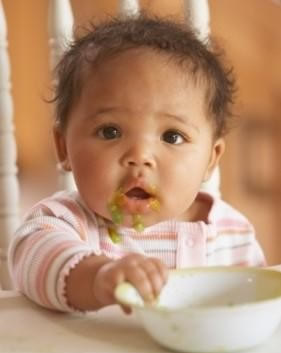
[100, 206, 188, 228]
[115, 212, 167, 230]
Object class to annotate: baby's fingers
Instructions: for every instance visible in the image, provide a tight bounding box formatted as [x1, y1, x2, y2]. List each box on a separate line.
[120, 304, 132, 315]
[125, 258, 167, 302]
[126, 265, 155, 302]
[149, 258, 169, 287]
[140, 259, 167, 298]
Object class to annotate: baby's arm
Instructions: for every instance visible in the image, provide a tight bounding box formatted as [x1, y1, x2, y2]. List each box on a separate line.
[8, 193, 168, 312]
[66, 253, 168, 312]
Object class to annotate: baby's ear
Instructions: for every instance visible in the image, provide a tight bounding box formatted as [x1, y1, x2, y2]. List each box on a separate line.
[53, 126, 72, 172]
[203, 138, 225, 182]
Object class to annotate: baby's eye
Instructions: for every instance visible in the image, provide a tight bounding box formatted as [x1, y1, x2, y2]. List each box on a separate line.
[97, 126, 121, 140]
[162, 130, 185, 145]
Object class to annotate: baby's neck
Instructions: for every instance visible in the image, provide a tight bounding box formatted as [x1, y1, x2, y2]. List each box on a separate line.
[179, 193, 213, 223]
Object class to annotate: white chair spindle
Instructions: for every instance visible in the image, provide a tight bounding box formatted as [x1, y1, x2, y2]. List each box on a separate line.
[184, 0, 221, 197]
[119, 0, 140, 16]
[48, 0, 76, 191]
[184, 0, 210, 41]
[0, 0, 19, 289]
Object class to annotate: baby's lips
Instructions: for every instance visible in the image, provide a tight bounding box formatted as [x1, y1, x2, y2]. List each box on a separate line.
[121, 195, 160, 214]
[108, 184, 160, 218]
[125, 187, 150, 199]
[121, 197, 151, 214]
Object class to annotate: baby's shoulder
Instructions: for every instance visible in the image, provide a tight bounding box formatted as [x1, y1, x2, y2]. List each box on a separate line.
[22, 191, 102, 238]
[25, 190, 95, 224]
[209, 197, 254, 231]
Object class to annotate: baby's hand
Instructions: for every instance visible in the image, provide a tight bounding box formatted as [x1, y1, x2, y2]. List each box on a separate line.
[92, 253, 168, 311]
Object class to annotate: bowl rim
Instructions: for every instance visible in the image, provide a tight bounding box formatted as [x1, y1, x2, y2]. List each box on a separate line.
[115, 266, 281, 313]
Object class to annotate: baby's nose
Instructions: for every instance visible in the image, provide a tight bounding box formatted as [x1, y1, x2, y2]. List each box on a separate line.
[121, 144, 156, 169]
[125, 158, 153, 167]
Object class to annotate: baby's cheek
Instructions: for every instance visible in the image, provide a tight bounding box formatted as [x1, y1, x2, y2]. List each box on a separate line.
[83, 188, 110, 218]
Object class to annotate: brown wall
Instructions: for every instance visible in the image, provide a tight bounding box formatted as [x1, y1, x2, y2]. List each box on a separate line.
[2, 0, 281, 264]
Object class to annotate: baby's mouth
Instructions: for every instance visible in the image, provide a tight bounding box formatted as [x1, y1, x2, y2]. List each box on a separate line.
[122, 186, 160, 215]
[125, 187, 151, 200]
[107, 186, 160, 231]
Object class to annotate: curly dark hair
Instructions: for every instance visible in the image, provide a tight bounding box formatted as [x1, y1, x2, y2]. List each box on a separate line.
[51, 14, 236, 138]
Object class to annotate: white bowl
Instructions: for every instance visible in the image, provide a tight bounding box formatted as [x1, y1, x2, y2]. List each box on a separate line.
[115, 267, 281, 353]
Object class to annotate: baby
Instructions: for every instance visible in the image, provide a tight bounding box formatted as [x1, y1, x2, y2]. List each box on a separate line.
[8, 14, 265, 313]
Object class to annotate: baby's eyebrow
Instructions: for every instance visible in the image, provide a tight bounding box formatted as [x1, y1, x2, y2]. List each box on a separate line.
[84, 106, 125, 121]
[95, 107, 123, 115]
[92, 107, 123, 117]
[84, 108, 199, 133]
[162, 113, 199, 133]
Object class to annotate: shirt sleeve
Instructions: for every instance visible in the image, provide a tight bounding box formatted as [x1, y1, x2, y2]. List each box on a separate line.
[8, 192, 101, 312]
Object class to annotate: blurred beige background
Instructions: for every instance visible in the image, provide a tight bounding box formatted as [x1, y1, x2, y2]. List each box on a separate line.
[2, 0, 281, 264]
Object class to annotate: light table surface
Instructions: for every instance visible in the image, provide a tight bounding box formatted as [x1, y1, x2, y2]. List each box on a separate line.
[1, 266, 281, 353]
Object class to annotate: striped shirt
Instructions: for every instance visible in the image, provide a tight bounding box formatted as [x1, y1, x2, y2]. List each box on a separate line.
[8, 190, 265, 312]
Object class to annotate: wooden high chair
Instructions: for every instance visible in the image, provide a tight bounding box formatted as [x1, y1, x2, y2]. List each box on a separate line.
[0, 0, 220, 289]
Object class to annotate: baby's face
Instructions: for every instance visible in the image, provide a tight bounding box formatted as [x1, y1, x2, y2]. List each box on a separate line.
[55, 49, 224, 227]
